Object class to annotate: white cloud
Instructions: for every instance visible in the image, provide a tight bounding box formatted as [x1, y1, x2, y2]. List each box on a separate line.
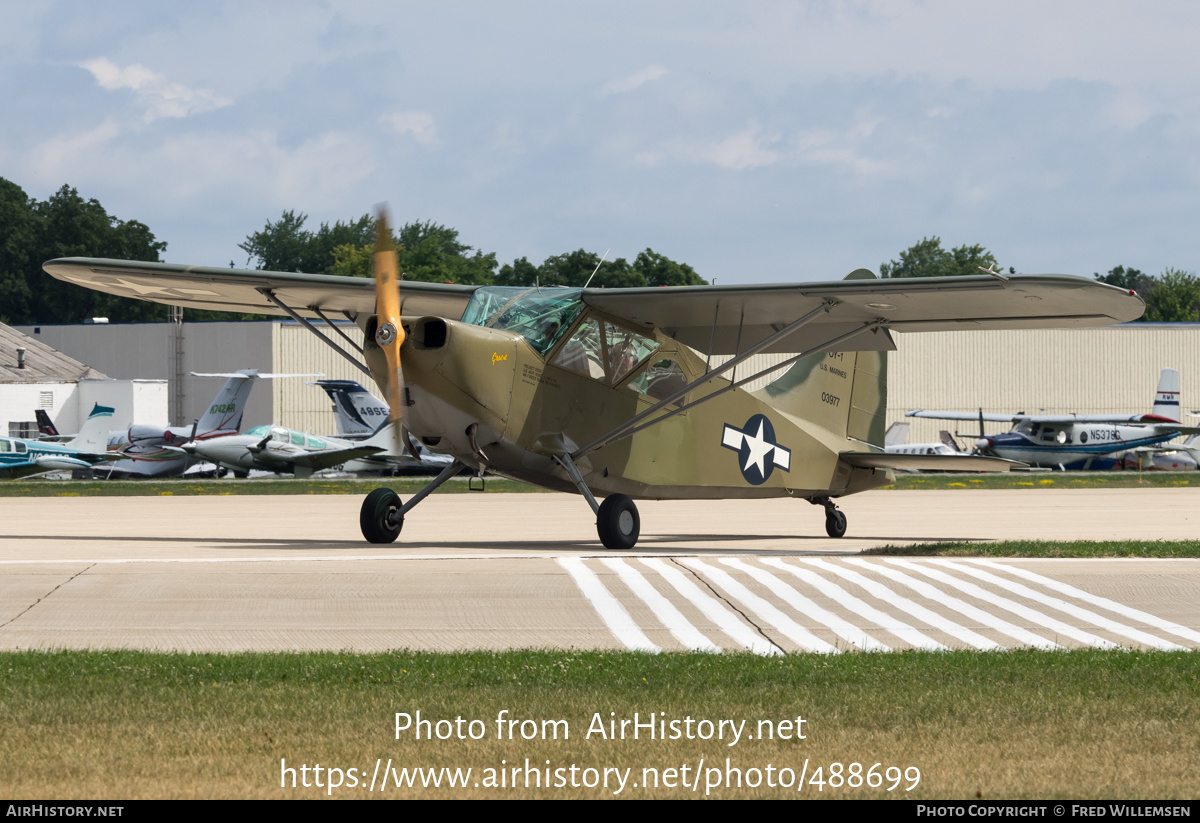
[638, 121, 782, 170]
[381, 111, 440, 147]
[599, 64, 668, 97]
[79, 57, 232, 122]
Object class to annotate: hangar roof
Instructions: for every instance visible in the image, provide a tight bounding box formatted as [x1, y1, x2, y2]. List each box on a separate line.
[0, 323, 109, 384]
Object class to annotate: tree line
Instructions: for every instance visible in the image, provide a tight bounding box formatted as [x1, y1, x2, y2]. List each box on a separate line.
[1, 177, 1195, 323]
[881, 236, 1199, 323]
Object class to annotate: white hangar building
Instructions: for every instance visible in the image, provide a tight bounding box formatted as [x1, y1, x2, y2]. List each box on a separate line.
[0, 323, 165, 438]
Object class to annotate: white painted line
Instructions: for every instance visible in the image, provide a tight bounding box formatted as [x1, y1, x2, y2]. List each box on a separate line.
[927, 559, 1186, 651]
[761, 558, 947, 651]
[798, 559, 1001, 650]
[556, 557, 659, 652]
[719, 558, 891, 651]
[680, 559, 838, 654]
[844, 559, 1061, 650]
[883, 559, 1118, 650]
[963, 558, 1200, 645]
[599, 558, 721, 653]
[638, 559, 780, 656]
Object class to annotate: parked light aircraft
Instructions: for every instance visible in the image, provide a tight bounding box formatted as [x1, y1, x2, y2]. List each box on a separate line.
[0, 403, 116, 479]
[882, 421, 973, 471]
[182, 420, 417, 478]
[907, 368, 1199, 470]
[99, 369, 280, 477]
[310, 378, 458, 473]
[44, 224, 1144, 547]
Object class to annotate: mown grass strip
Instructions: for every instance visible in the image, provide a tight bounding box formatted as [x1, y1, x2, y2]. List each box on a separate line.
[1, 649, 1197, 799]
[888, 471, 1200, 490]
[863, 539, 1200, 557]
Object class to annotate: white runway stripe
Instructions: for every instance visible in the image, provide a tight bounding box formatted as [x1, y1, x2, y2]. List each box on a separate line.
[963, 559, 1200, 645]
[719, 558, 891, 651]
[761, 558, 948, 651]
[638, 558, 780, 655]
[928, 559, 1186, 651]
[798, 558, 1002, 650]
[557, 557, 658, 652]
[599, 558, 721, 652]
[845, 559, 1061, 650]
[680, 559, 838, 653]
[883, 559, 1119, 650]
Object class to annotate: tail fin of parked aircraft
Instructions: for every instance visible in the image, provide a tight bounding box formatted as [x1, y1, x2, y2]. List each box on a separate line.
[35, 409, 59, 437]
[309, 380, 389, 438]
[66, 404, 115, 453]
[1152, 367, 1181, 421]
[190, 370, 261, 435]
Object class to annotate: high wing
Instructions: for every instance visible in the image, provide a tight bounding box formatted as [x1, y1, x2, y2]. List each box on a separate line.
[42, 258, 477, 321]
[907, 410, 1022, 423]
[44, 259, 1144, 355]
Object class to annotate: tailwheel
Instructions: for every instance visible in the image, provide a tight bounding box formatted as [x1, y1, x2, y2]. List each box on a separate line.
[597, 494, 640, 550]
[361, 487, 402, 543]
[825, 509, 847, 538]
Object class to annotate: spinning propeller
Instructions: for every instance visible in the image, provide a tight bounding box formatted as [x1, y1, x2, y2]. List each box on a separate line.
[372, 207, 406, 444]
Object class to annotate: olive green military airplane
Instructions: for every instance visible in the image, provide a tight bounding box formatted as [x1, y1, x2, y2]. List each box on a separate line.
[44, 227, 1143, 549]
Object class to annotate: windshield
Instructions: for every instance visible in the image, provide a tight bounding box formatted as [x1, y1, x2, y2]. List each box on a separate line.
[460, 286, 584, 356]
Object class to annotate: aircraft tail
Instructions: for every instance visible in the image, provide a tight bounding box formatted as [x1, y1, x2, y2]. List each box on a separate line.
[35, 409, 59, 437]
[762, 271, 889, 446]
[884, 421, 909, 447]
[1152, 367, 1181, 421]
[66, 404, 115, 453]
[310, 379, 389, 438]
[762, 348, 888, 445]
[193, 370, 259, 435]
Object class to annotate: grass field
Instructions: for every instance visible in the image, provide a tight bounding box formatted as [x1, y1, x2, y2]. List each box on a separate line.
[2, 648, 1197, 800]
[867, 539, 1200, 557]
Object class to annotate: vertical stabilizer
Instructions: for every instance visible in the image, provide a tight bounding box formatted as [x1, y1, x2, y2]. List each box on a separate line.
[195, 370, 259, 435]
[311, 380, 389, 438]
[1153, 367, 1181, 421]
[66, 404, 115, 453]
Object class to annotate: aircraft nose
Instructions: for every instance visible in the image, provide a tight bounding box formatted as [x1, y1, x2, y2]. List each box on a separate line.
[975, 437, 992, 451]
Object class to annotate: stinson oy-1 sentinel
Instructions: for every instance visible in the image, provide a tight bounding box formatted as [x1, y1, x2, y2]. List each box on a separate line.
[45, 215, 1143, 548]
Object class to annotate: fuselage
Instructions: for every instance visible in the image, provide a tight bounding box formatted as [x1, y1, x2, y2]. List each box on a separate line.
[977, 420, 1180, 469]
[368, 286, 891, 501]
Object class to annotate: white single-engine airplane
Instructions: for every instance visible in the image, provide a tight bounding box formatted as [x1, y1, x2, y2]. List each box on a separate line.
[907, 368, 1199, 470]
[44, 222, 1144, 547]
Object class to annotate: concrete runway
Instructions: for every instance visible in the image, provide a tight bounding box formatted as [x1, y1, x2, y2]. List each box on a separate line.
[1, 488, 1198, 653]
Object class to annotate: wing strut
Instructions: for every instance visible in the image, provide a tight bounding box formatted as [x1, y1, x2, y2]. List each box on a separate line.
[258, 288, 371, 377]
[570, 299, 844, 459]
[311, 306, 364, 354]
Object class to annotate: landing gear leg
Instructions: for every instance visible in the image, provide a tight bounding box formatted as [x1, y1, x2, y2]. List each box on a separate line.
[811, 496, 847, 538]
[555, 454, 641, 550]
[359, 458, 466, 543]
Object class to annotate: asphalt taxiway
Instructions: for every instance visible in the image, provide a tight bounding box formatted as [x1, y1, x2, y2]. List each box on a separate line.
[1, 488, 1197, 653]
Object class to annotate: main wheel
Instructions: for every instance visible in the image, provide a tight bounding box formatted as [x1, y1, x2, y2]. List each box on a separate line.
[361, 488, 403, 543]
[825, 509, 847, 538]
[596, 494, 640, 550]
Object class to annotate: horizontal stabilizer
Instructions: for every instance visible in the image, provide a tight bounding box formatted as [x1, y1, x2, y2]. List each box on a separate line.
[840, 452, 1025, 472]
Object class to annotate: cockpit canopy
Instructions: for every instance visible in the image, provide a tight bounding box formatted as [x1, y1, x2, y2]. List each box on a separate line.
[460, 286, 585, 356]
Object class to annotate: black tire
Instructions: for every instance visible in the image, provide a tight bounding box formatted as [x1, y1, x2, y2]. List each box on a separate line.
[361, 488, 402, 544]
[825, 509, 847, 538]
[233, 470, 249, 479]
[597, 494, 640, 550]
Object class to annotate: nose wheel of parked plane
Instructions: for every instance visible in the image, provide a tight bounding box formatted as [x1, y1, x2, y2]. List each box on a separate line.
[361, 487, 403, 544]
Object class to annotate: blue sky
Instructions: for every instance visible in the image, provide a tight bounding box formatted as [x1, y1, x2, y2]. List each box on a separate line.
[3, 1, 1199, 284]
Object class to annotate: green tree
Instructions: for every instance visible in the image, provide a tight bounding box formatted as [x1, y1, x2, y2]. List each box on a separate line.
[1145, 268, 1200, 323]
[395, 221, 496, 285]
[239, 211, 374, 273]
[30, 184, 169, 323]
[634, 248, 707, 287]
[0, 178, 36, 324]
[880, 237, 1000, 278]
